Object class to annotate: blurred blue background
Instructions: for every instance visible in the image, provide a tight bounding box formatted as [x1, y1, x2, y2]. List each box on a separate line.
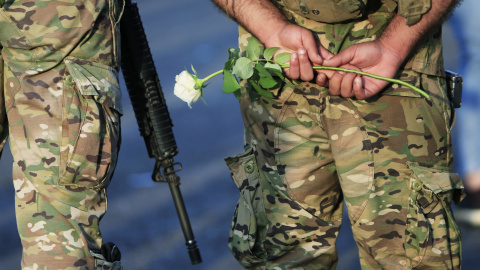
[0, 1, 478, 269]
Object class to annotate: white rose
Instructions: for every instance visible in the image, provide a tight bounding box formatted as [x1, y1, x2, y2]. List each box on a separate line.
[174, 70, 202, 108]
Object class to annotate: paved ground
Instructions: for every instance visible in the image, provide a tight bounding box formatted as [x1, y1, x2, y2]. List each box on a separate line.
[0, 1, 478, 269]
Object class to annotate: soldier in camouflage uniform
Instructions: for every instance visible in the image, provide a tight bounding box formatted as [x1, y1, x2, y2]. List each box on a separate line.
[213, 0, 464, 269]
[0, 0, 123, 269]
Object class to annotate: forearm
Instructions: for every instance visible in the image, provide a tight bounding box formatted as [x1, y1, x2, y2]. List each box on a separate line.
[379, 0, 459, 61]
[210, 0, 290, 45]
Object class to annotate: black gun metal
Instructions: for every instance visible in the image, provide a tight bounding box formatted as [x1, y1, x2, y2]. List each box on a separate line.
[119, 0, 202, 265]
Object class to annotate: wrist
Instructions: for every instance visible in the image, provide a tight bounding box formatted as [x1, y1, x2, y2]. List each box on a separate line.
[377, 15, 422, 62]
[256, 19, 291, 48]
[377, 37, 409, 64]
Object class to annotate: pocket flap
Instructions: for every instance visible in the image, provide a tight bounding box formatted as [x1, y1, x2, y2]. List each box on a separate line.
[407, 162, 465, 204]
[224, 145, 256, 189]
[65, 57, 123, 114]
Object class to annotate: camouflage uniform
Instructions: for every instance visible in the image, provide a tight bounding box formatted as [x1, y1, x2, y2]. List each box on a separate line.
[0, 0, 123, 269]
[225, 1, 464, 269]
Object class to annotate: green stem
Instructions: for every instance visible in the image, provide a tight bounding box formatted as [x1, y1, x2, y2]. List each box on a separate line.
[281, 65, 430, 99]
[203, 70, 223, 82]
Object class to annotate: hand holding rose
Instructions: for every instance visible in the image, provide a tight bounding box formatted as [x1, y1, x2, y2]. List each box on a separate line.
[174, 38, 428, 107]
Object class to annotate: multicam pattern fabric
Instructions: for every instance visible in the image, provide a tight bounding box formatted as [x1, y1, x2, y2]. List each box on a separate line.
[225, 1, 464, 269]
[0, 0, 123, 269]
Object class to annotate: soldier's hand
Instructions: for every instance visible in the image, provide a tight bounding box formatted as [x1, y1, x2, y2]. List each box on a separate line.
[322, 40, 404, 99]
[264, 23, 333, 82]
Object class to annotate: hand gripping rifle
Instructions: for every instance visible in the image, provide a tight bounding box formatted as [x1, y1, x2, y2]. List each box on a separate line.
[119, 0, 202, 265]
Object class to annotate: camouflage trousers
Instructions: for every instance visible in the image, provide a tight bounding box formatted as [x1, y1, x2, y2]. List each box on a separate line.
[0, 0, 123, 269]
[225, 73, 464, 269]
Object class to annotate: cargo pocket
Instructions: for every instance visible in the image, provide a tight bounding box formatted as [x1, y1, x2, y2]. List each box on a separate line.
[405, 162, 464, 267]
[59, 56, 122, 189]
[225, 145, 268, 268]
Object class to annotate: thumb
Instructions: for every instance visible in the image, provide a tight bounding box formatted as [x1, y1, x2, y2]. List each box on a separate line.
[323, 48, 355, 67]
[303, 40, 324, 64]
[299, 31, 326, 64]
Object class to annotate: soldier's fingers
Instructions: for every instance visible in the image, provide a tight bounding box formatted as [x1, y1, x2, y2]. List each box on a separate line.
[286, 52, 300, 80]
[328, 71, 344, 96]
[318, 45, 334, 63]
[316, 73, 328, 87]
[302, 35, 324, 65]
[353, 77, 366, 99]
[340, 72, 356, 98]
[323, 46, 355, 67]
[298, 49, 314, 81]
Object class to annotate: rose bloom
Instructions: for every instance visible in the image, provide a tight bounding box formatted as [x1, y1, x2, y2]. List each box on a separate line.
[174, 70, 202, 108]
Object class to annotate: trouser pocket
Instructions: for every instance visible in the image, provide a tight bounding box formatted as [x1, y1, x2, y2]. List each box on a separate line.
[225, 145, 268, 268]
[59, 57, 122, 189]
[405, 161, 464, 268]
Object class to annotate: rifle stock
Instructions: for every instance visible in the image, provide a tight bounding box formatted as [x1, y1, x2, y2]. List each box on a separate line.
[119, 0, 202, 265]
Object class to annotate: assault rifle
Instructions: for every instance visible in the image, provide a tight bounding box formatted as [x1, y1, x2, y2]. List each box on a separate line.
[119, 0, 202, 265]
